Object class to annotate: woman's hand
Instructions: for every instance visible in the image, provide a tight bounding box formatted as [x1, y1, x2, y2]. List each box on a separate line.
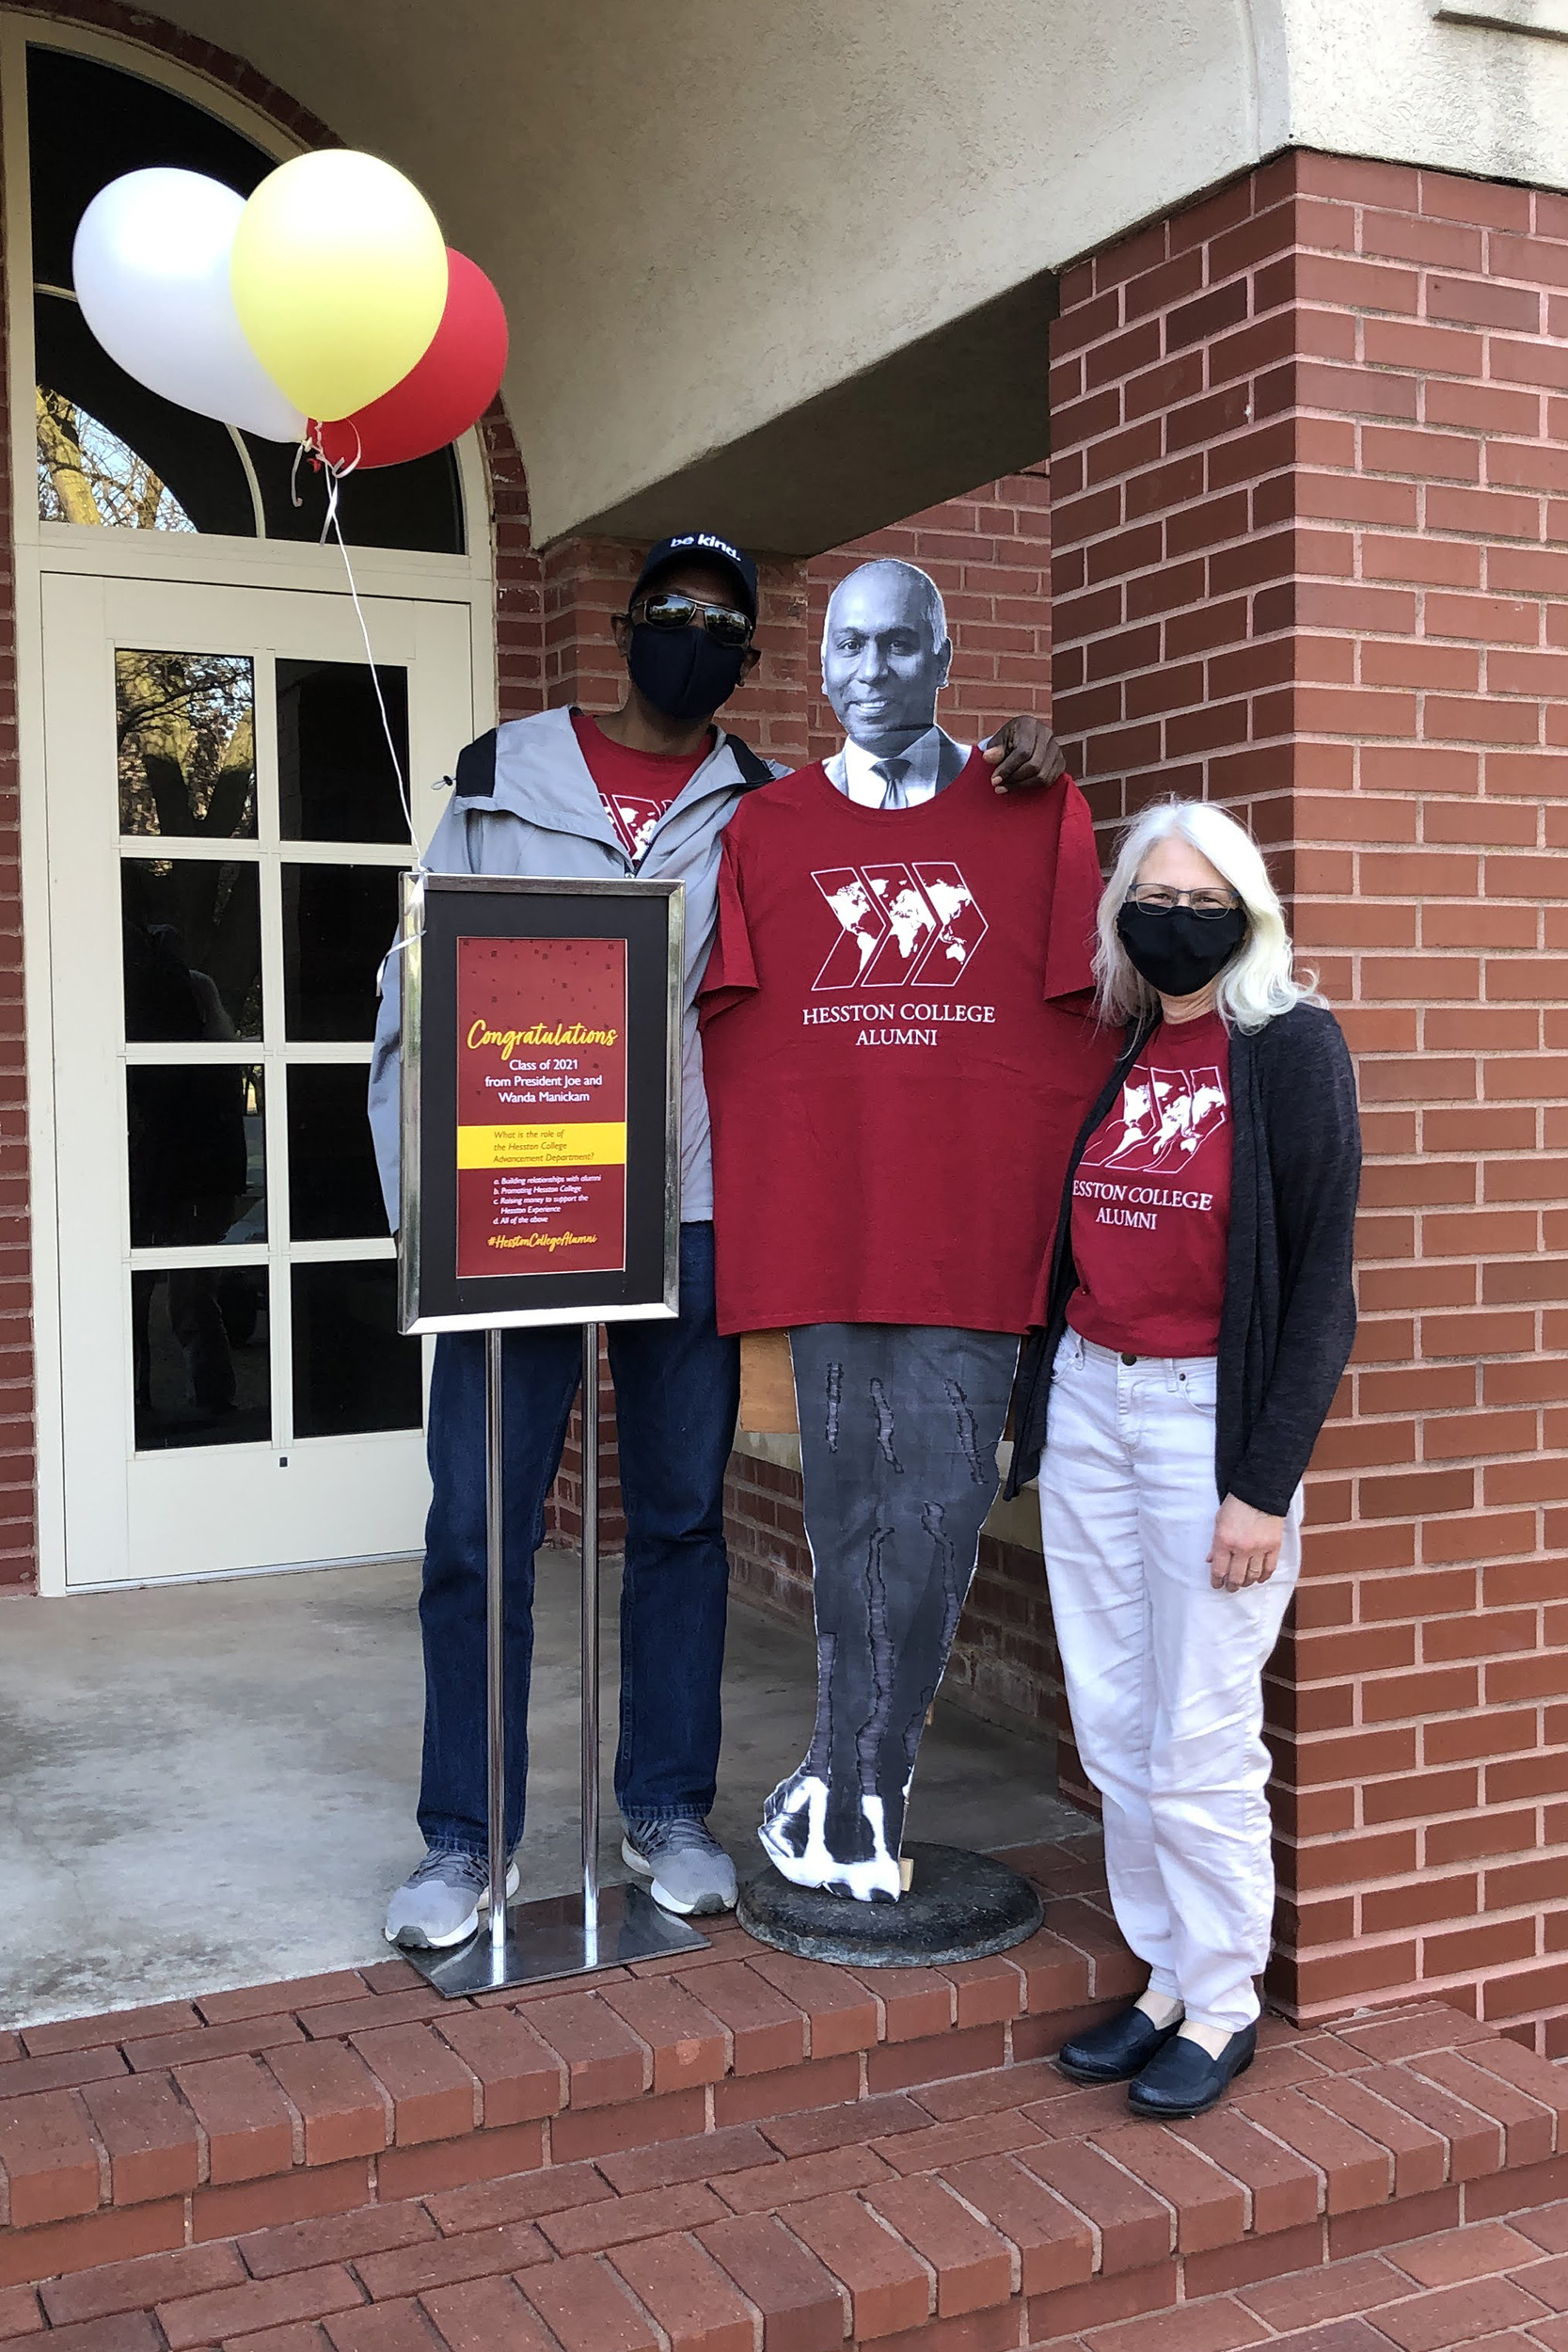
[1208, 1494, 1287, 1592]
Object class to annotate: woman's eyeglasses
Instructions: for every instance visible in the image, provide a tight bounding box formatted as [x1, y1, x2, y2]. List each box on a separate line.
[1127, 886, 1243, 919]
[629, 591, 754, 649]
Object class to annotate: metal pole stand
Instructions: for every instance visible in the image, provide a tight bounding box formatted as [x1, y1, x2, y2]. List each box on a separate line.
[410, 1324, 707, 1996]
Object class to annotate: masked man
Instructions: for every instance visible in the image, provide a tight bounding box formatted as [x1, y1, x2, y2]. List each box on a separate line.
[369, 532, 1068, 1948]
[700, 558, 1112, 1902]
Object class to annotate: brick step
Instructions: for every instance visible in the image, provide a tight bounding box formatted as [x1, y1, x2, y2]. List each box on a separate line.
[3, 2000, 1567, 2348]
[1034, 2203, 1568, 2350]
[0, 1836, 1136, 2291]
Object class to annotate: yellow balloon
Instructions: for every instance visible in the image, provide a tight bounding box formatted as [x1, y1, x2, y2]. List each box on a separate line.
[231, 151, 448, 421]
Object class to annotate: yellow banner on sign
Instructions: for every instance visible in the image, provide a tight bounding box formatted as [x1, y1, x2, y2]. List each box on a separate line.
[456, 1122, 627, 1170]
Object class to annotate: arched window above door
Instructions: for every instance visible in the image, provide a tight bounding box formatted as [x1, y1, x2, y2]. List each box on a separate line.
[37, 389, 197, 532]
[27, 43, 467, 553]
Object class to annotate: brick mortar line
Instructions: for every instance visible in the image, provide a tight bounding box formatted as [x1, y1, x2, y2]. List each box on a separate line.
[75, 2040, 1568, 2351]
[7, 1955, 1167, 2209]
[3, 2032, 1548, 2270]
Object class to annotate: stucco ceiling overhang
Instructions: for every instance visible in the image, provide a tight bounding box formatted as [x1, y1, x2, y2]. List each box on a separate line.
[47, 0, 1568, 552]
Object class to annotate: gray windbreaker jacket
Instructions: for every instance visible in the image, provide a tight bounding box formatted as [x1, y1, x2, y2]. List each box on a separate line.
[367, 705, 780, 1230]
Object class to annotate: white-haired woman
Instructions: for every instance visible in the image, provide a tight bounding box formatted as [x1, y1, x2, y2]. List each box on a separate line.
[1007, 798, 1360, 2121]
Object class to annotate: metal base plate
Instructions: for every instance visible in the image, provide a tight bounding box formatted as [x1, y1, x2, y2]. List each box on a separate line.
[402, 1882, 708, 1997]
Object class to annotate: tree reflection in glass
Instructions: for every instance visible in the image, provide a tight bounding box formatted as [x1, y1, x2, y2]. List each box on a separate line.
[116, 648, 256, 838]
[37, 386, 196, 532]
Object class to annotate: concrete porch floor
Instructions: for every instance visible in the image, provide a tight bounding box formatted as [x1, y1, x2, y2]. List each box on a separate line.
[0, 1555, 1085, 2031]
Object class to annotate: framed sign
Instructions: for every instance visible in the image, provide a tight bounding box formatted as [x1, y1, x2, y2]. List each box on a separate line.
[398, 873, 683, 1333]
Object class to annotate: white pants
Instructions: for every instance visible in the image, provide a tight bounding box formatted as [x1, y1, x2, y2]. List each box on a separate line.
[1037, 1331, 1302, 2034]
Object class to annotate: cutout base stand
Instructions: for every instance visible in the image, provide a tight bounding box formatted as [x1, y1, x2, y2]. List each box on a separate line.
[407, 1323, 707, 1997]
[737, 1842, 1041, 1968]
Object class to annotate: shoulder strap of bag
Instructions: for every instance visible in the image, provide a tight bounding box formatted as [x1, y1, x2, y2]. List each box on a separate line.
[452, 729, 499, 799]
[722, 731, 774, 788]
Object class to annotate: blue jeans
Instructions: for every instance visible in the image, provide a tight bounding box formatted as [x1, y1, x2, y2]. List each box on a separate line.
[417, 1222, 739, 1857]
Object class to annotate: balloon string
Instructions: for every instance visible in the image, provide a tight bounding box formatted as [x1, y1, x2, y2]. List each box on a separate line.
[305, 437, 420, 855]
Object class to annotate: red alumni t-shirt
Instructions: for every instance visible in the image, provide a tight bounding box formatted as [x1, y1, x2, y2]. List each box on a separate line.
[571, 711, 707, 863]
[698, 753, 1115, 1334]
[1068, 1009, 1233, 1358]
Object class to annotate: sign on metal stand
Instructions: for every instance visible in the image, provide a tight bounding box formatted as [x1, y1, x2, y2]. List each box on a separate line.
[396, 872, 706, 1994]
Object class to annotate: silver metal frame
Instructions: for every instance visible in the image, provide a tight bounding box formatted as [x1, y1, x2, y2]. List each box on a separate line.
[397, 872, 424, 1337]
[397, 870, 685, 1335]
[406, 1316, 706, 1997]
[397, 871, 704, 1995]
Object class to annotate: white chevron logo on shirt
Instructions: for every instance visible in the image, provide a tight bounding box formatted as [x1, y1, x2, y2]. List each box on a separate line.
[1080, 1064, 1228, 1173]
[810, 862, 988, 991]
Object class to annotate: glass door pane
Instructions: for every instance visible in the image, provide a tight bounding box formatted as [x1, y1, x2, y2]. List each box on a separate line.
[280, 865, 401, 1041]
[135, 1267, 272, 1452]
[117, 650, 257, 837]
[127, 1064, 265, 1248]
[292, 1263, 422, 1438]
[286, 1067, 388, 1241]
[277, 659, 411, 842]
[123, 861, 262, 1038]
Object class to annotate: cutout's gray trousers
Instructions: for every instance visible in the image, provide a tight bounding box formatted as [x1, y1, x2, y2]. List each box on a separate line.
[761, 1322, 1019, 1901]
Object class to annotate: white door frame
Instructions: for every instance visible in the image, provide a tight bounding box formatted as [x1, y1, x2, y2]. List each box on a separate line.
[2, 9, 499, 1594]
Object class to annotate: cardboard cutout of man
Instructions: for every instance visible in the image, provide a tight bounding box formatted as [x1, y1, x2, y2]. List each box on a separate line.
[699, 559, 1113, 1902]
[820, 561, 966, 804]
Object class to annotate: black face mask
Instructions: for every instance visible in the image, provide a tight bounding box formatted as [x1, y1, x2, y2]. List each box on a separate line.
[1117, 902, 1247, 999]
[626, 622, 749, 721]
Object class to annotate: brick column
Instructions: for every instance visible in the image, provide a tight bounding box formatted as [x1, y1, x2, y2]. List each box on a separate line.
[483, 405, 546, 724]
[1053, 153, 1568, 2052]
[0, 108, 34, 1593]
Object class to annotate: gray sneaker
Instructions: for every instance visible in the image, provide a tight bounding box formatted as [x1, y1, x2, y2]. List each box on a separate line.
[384, 1850, 521, 1949]
[622, 1818, 737, 1915]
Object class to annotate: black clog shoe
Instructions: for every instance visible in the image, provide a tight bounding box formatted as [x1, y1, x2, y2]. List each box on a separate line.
[1056, 2004, 1184, 2085]
[1126, 2023, 1257, 2119]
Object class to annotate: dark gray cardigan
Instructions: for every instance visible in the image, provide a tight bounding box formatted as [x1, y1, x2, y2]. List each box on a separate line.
[1006, 1000, 1361, 1517]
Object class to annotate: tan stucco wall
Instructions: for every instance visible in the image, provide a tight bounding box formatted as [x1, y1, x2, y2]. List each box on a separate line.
[1287, 0, 1568, 186]
[74, 0, 1568, 548]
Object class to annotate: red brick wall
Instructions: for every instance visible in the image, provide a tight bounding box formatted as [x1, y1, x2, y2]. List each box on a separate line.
[9, 0, 341, 143]
[539, 539, 812, 770]
[533, 481, 1053, 774]
[1052, 152, 1568, 2052]
[485, 405, 546, 723]
[0, 83, 30, 1593]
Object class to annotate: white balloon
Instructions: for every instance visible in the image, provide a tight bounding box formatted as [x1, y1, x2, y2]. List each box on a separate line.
[72, 168, 305, 443]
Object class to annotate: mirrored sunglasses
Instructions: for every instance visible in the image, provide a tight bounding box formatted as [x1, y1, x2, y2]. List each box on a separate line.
[634, 591, 754, 648]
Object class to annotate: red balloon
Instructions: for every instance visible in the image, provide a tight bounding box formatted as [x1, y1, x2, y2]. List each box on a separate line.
[314, 248, 507, 469]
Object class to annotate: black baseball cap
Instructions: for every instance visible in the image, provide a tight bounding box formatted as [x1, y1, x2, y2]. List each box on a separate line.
[630, 532, 758, 626]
